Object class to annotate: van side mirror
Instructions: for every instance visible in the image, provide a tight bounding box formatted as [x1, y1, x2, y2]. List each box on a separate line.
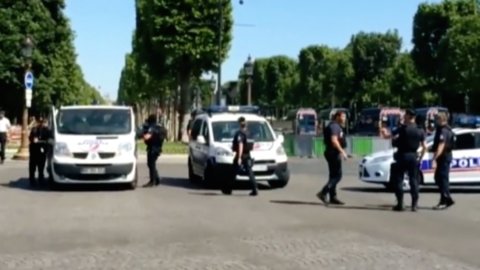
[196, 135, 206, 144]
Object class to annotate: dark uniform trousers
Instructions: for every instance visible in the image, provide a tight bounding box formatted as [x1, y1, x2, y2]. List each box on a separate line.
[147, 147, 161, 184]
[434, 154, 452, 202]
[322, 151, 342, 197]
[29, 143, 47, 181]
[395, 152, 420, 205]
[223, 155, 258, 193]
[0, 132, 7, 161]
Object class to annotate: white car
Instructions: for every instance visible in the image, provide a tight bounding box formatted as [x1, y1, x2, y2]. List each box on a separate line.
[359, 128, 480, 190]
[188, 106, 290, 188]
[47, 105, 138, 189]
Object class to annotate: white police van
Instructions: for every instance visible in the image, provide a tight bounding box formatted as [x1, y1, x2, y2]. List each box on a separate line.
[47, 105, 138, 189]
[359, 128, 480, 190]
[188, 106, 290, 188]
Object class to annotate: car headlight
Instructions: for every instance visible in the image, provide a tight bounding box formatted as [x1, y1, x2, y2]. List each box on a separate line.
[371, 156, 391, 163]
[118, 142, 134, 155]
[276, 145, 286, 155]
[216, 148, 233, 157]
[54, 142, 70, 157]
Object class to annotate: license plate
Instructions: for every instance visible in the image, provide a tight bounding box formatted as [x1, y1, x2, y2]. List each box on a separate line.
[253, 165, 267, 172]
[80, 167, 106, 174]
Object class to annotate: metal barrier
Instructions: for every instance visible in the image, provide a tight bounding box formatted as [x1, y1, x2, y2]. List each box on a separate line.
[283, 135, 393, 158]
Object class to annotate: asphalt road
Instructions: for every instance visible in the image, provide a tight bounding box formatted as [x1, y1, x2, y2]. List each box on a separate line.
[0, 157, 479, 269]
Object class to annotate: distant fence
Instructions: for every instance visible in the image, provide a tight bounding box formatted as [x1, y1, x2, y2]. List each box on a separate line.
[283, 135, 392, 158]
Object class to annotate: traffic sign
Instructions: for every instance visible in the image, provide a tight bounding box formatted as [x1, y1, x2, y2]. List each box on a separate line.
[24, 71, 34, 90]
[25, 89, 32, 108]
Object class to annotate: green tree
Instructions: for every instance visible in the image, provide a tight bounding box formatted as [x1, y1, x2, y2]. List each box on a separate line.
[298, 45, 328, 107]
[298, 45, 353, 109]
[249, 58, 269, 106]
[264, 56, 298, 110]
[389, 52, 427, 107]
[439, 15, 480, 112]
[0, 0, 100, 119]
[411, 0, 478, 105]
[135, 0, 233, 140]
[349, 30, 402, 106]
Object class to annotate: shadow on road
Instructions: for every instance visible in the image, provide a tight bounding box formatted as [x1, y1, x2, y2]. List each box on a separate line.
[342, 186, 480, 194]
[270, 200, 399, 212]
[160, 177, 270, 192]
[1, 178, 135, 192]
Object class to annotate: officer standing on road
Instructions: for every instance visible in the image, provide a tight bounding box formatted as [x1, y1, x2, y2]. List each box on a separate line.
[431, 112, 455, 209]
[28, 116, 50, 186]
[391, 109, 427, 212]
[317, 111, 348, 205]
[142, 114, 166, 187]
[0, 110, 11, 164]
[222, 116, 258, 196]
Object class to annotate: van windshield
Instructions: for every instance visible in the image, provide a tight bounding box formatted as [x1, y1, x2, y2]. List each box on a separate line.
[211, 120, 275, 142]
[56, 108, 132, 135]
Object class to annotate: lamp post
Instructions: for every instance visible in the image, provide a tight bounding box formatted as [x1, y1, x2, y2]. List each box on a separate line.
[243, 55, 254, 105]
[216, 0, 245, 105]
[13, 36, 34, 160]
[464, 93, 470, 114]
[210, 75, 216, 106]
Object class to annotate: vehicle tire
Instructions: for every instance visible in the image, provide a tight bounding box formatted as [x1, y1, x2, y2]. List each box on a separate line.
[48, 174, 60, 191]
[188, 158, 201, 183]
[203, 163, 218, 188]
[127, 168, 138, 190]
[269, 179, 289, 189]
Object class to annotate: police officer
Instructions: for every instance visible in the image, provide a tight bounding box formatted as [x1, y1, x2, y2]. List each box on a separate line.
[142, 114, 166, 187]
[222, 116, 258, 196]
[317, 111, 348, 205]
[28, 116, 50, 186]
[391, 109, 427, 212]
[431, 112, 455, 209]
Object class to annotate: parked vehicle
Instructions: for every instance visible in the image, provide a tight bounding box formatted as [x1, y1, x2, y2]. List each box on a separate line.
[359, 128, 480, 190]
[47, 105, 137, 189]
[355, 107, 404, 136]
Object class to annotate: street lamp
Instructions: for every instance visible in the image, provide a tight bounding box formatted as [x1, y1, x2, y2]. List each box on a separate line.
[216, 0, 246, 105]
[243, 55, 254, 105]
[210, 75, 216, 106]
[464, 93, 470, 114]
[13, 36, 34, 160]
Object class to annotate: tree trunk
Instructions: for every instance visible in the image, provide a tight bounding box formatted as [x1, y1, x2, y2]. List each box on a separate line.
[177, 74, 192, 142]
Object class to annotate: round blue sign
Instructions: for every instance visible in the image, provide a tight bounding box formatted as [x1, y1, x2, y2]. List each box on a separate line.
[24, 71, 34, 89]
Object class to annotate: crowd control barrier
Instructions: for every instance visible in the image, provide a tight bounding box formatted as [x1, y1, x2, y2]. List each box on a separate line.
[282, 135, 393, 158]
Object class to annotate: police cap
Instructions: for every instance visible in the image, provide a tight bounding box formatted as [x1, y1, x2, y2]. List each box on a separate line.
[405, 109, 416, 117]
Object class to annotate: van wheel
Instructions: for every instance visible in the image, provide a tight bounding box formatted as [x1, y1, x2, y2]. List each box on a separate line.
[203, 164, 217, 188]
[127, 168, 138, 190]
[188, 158, 201, 183]
[269, 179, 289, 189]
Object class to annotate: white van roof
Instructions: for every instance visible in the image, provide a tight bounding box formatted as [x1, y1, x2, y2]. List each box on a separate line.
[59, 105, 132, 110]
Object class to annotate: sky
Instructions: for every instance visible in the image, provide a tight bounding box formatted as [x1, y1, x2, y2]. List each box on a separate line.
[65, 0, 441, 100]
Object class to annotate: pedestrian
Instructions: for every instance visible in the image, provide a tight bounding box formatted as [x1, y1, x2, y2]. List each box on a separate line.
[379, 116, 392, 139]
[28, 116, 50, 186]
[187, 110, 197, 140]
[0, 110, 11, 164]
[317, 111, 349, 205]
[391, 109, 427, 212]
[431, 112, 455, 210]
[142, 114, 166, 187]
[222, 116, 258, 196]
